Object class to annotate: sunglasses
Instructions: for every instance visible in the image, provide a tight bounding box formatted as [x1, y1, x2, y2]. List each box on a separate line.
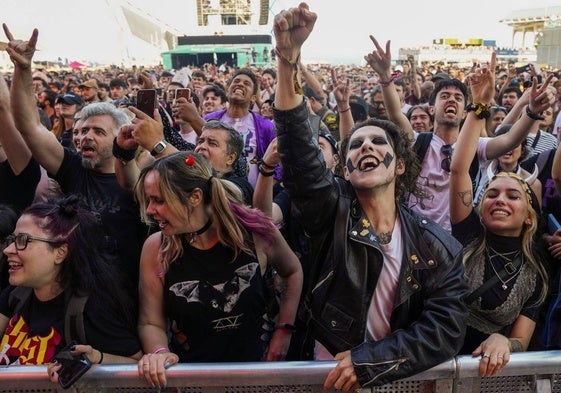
[5, 233, 62, 251]
[440, 144, 453, 172]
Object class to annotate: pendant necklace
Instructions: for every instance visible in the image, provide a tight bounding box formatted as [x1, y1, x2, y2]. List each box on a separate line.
[487, 246, 523, 290]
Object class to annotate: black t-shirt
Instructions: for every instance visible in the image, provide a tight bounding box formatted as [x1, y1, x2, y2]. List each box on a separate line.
[222, 172, 254, 206]
[53, 149, 147, 288]
[0, 158, 41, 213]
[0, 286, 141, 365]
[165, 240, 268, 362]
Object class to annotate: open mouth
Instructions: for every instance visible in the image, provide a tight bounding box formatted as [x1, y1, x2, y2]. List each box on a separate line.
[81, 145, 96, 156]
[444, 105, 457, 115]
[490, 209, 510, 217]
[357, 155, 381, 172]
[8, 261, 22, 273]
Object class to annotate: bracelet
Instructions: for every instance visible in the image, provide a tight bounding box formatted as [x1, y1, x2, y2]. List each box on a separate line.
[260, 160, 276, 170]
[112, 137, 136, 162]
[258, 164, 275, 177]
[277, 323, 297, 332]
[525, 105, 545, 121]
[379, 78, 394, 88]
[98, 351, 104, 364]
[274, 46, 303, 95]
[339, 107, 351, 113]
[153, 346, 169, 355]
[466, 102, 491, 119]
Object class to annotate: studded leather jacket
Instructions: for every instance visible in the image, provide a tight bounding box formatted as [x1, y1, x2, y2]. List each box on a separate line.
[274, 101, 469, 387]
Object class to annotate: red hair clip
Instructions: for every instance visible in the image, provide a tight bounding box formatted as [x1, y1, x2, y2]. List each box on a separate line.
[185, 154, 195, 166]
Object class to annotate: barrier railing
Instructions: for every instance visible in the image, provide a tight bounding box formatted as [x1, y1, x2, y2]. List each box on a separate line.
[1, 350, 561, 392]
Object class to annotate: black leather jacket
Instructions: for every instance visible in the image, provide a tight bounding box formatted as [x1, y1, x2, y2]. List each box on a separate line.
[274, 101, 469, 387]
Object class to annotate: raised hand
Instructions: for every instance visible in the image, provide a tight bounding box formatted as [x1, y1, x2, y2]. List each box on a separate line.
[2, 24, 38, 70]
[364, 36, 392, 81]
[528, 74, 555, 114]
[331, 68, 350, 107]
[273, 2, 317, 62]
[466, 52, 497, 104]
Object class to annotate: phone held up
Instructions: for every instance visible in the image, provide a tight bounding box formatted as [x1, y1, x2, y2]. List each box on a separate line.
[53, 341, 92, 389]
[174, 88, 191, 104]
[136, 89, 157, 118]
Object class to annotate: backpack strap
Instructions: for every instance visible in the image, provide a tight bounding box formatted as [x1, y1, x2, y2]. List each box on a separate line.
[536, 148, 555, 178]
[64, 291, 89, 344]
[8, 287, 89, 344]
[7, 287, 33, 315]
[413, 132, 433, 164]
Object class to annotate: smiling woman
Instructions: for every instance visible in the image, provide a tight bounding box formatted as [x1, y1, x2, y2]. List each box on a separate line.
[448, 70, 554, 378]
[0, 195, 142, 372]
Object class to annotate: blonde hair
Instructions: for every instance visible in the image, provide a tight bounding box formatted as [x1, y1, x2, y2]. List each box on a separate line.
[466, 172, 548, 304]
[135, 151, 275, 272]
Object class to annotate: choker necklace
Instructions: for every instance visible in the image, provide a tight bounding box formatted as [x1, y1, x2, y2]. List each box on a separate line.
[186, 218, 212, 244]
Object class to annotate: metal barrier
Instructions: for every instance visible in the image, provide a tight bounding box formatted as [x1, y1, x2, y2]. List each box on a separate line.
[1, 351, 561, 393]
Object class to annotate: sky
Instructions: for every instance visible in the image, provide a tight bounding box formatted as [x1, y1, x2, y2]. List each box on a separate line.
[1, 0, 561, 67]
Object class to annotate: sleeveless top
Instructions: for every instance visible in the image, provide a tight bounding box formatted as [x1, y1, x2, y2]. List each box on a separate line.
[165, 239, 269, 362]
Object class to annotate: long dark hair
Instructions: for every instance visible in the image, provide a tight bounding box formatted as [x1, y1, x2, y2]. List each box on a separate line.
[22, 195, 136, 327]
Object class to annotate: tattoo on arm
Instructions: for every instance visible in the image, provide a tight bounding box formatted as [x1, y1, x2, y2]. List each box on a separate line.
[457, 189, 473, 207]
[509, 339, 523, 352]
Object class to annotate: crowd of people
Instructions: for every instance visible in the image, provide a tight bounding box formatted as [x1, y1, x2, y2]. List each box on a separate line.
[0, 3, 561, 391]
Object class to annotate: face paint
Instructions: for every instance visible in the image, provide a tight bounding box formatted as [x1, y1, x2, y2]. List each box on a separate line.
[382, 152, 394, 168]
[346, 158, 357, 174]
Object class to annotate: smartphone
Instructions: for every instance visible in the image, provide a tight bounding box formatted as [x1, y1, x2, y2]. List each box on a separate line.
[548, 214, 561, 235]
[53, 342, 92, 389]
[515, 64, 531, 74]
[175, 88, 191, 102]
[136, 89, 157, 118]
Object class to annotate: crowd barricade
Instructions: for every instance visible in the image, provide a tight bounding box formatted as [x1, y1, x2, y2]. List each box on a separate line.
[1, 350, 561, 392]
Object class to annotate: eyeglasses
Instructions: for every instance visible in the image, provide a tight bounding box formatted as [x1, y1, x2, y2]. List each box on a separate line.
[440, 144, 453, 172]
[5, 233, 62, 251]
[491, 105, 507, 113]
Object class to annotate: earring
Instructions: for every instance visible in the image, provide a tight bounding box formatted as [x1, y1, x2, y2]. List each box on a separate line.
[525, 219, 532, 226]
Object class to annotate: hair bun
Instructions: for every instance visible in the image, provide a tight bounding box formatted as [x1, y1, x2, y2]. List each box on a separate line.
[57, 195, 80, 217]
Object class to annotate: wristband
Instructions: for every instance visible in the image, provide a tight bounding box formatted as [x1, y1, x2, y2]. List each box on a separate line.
[466, 102, 491, 119]
[260, 160, 275, 170]
[277, 323, 297, 332]
[258, 164, 275, 177]
[153, 347, 169, 354]
[274, 46, 303, 95]
[525, 105, 545, 121]
[98, 351, 104, 364]
[112, 137, 136, 162]
[339, 107, 351, 113]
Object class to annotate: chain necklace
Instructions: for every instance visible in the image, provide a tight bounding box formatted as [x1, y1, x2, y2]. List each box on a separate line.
[487, 246, 524, 290]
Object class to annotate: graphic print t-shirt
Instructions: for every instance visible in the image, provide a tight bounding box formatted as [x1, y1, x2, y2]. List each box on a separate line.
[165, 240, 268, 362]
[0, 287, 65, 365]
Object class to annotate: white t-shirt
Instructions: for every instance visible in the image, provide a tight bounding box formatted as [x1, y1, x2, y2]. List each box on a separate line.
[408, 132, 489, 232]
[221, 113, 258, 187]
[366, 218, 403, 341]
[314, 217, 403, 360]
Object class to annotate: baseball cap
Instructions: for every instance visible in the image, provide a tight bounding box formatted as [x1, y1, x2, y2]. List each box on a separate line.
[497, 71, 508, 79]
[161, 71, 174, 78]
[79, 79, 99, 89]
[303, 85, 323, 101]
[348, 95, 369, 122]
[431, 72, 450, 83]
[56, 92, 84, 106]
[319, 131, 338, 154]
